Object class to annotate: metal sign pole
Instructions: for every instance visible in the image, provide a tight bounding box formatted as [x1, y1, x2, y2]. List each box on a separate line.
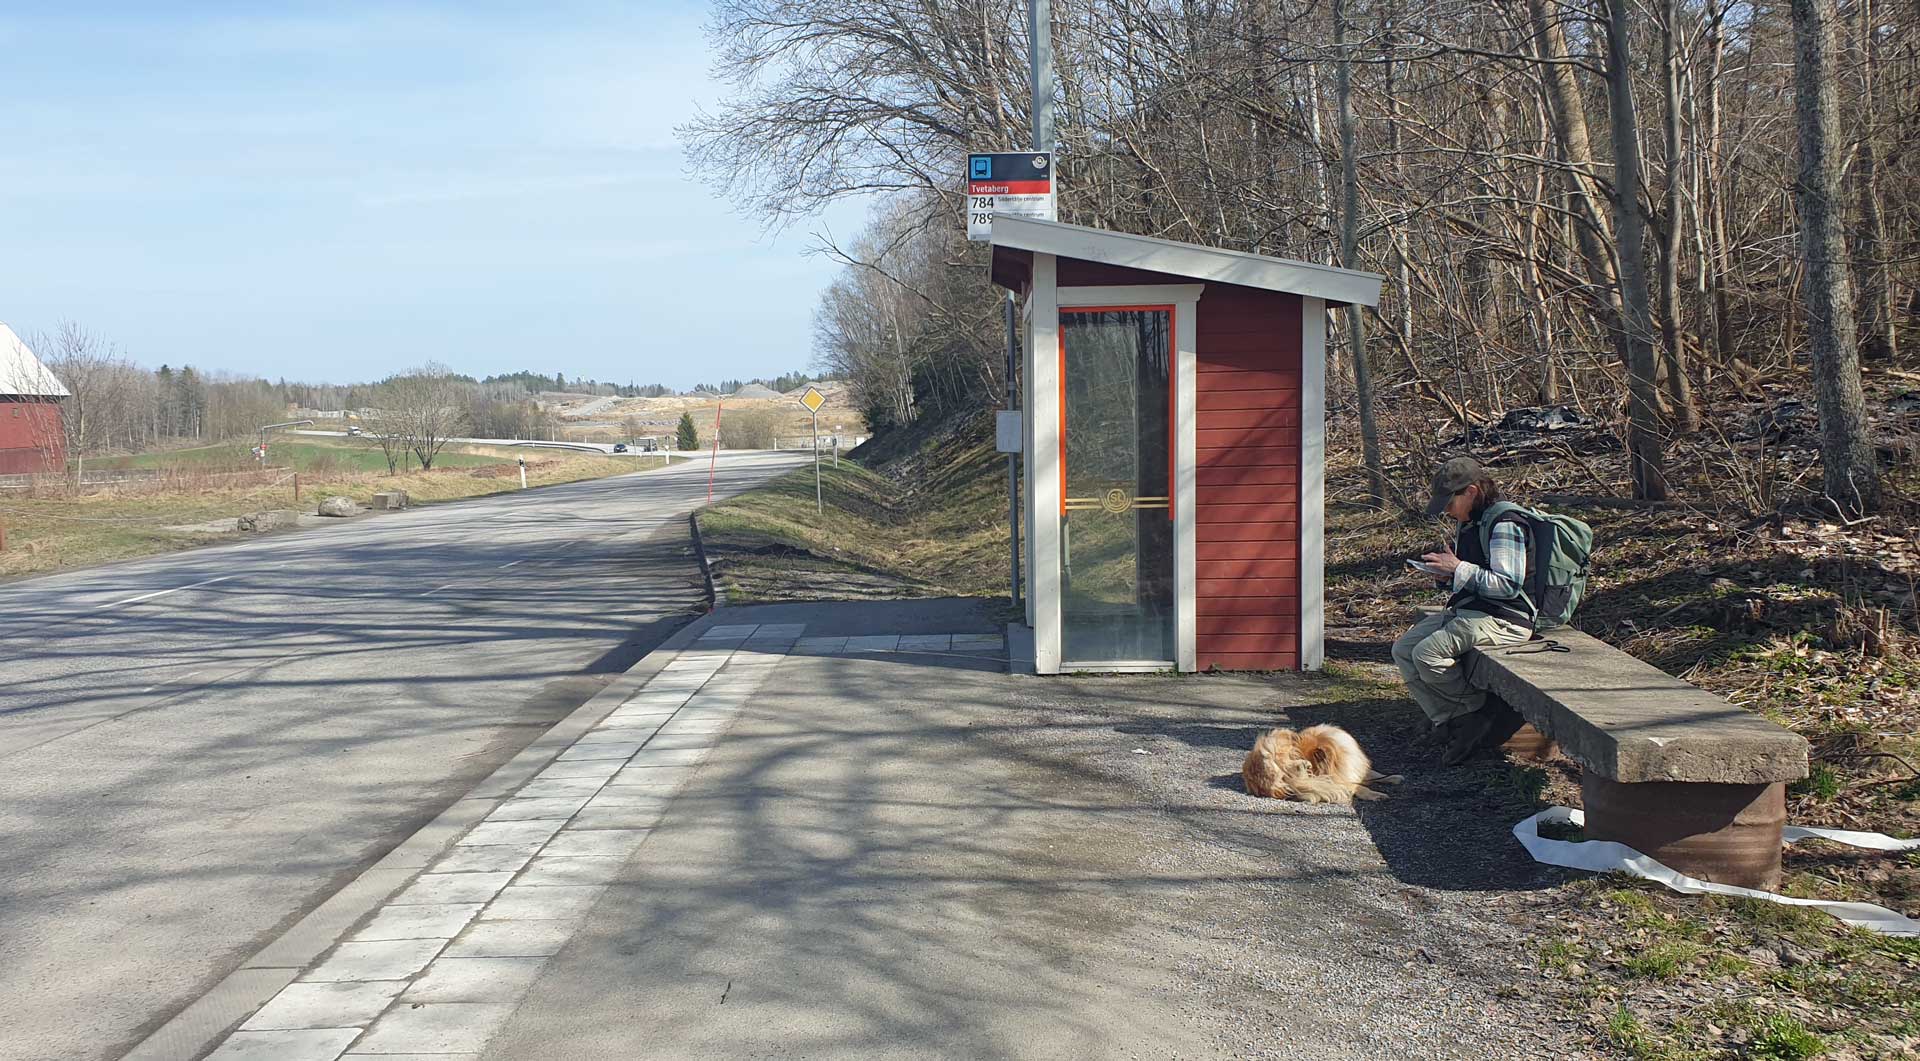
[812, 409, 822, 516]
[1030, 0, 1054, 152]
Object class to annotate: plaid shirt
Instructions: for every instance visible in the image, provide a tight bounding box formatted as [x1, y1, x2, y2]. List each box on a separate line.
[1452, 518, 1528, 602]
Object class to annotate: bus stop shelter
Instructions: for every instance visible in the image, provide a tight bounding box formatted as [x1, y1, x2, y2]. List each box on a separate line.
[990, 217, 1383, 675]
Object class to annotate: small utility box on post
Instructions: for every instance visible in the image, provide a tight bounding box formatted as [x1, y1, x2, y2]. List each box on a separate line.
[990, 217, 1383, 675]
[799, 386, 826, 516]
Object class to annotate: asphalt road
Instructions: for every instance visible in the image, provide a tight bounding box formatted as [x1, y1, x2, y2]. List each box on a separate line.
[0, 450, 806, 1061]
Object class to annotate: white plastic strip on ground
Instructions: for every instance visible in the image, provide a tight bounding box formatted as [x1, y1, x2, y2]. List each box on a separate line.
[1514, 806, 1920, 937]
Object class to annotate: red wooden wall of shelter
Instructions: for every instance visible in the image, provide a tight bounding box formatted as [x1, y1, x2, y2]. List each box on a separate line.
[1055, 259, 1302, 671]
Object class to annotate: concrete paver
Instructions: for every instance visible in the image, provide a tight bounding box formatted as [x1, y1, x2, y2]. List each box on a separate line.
[442, 921, 579, 959]
[514, 771, 602, 794]
[431, 845, 540, 874]
[556, 742, 643, 761]
[482, 885, 607, 921]
[402, 957, 546, 1003]
[390, 872, 516, 905]
[524, 764, 620, 785]
[457, 820, 565, 846]
[349, 903, 481, 942]
[240, 982, 404, 1031]
[355, 1002, 517, 1054]
[303, 939, 445, 983]
[206, 1028, 360, 1061]
[484, 797, 592, 821]
[540, 829, 649, 857]
[515, 856, 628, 886]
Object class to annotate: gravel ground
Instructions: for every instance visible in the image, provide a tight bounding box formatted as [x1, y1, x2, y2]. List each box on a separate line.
[983, 662, 1597, 1059]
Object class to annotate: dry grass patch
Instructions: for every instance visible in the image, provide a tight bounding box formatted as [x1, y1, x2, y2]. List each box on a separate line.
[695, 412, 1010, 604]
[0, 454, 661, 579]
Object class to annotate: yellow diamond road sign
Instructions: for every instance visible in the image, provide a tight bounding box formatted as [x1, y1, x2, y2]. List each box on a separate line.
[799, 386, 826, 413]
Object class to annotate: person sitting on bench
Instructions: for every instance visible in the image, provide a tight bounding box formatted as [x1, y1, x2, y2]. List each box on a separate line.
[1392, 457, 1536, 765]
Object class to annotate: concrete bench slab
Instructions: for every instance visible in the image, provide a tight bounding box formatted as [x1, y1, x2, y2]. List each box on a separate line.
[1468, 628, 1808, 785]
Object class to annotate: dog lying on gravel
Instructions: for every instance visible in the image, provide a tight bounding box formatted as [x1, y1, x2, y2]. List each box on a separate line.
[1241, 724, 1402, 804]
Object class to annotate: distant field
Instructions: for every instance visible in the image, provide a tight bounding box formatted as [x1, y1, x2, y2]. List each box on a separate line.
[101, 437, 525, 474]
[1, 450, 677, 580]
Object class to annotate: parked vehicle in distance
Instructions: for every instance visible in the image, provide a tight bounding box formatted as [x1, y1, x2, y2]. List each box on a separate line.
[346, 426, 361, 436]
[612, 442, 628, 453]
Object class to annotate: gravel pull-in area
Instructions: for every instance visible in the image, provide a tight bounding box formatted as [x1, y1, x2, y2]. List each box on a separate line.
[986, 667, 1594, 1059]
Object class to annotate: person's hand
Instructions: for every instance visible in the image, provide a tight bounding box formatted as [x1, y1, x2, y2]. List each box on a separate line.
[1421, 545, 1462, 579]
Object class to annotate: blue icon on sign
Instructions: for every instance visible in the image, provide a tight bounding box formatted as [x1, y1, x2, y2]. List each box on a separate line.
[970, 156, 992, 180]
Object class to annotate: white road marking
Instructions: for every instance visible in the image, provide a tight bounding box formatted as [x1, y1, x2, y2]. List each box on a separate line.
[138, 669, 204, 694]
[94, 576, 235, 611]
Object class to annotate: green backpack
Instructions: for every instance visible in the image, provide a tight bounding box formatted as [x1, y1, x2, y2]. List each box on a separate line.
[1479, 501, 1594, 631]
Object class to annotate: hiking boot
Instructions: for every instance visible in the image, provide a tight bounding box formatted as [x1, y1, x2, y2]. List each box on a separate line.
[1414, 719, 1452, 749]
[1440, 709, 1498, 766]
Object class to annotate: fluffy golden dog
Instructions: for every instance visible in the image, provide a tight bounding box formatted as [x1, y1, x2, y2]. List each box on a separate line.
[1241, 724, 1402, 804]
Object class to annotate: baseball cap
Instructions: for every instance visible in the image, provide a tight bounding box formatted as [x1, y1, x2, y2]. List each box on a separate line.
[1425, 456, 1486, 517]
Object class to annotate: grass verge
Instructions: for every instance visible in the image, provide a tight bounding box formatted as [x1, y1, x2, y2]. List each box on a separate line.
[694, 410, 1010, 604]
[1, 453, 671, 579]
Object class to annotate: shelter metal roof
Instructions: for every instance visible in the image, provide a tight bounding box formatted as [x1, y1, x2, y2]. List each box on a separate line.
[0, 323, 68, 397]
[989, 216, 1384, 308]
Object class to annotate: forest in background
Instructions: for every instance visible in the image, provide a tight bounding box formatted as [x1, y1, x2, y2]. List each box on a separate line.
[2, 318, 815, 467]
[686, 0, 1917, 519]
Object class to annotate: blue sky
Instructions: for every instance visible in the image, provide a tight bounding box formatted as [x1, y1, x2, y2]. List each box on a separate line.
[0, 2, 869, 388]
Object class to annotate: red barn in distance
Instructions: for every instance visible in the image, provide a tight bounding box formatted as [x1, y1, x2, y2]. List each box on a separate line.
[0, 324, 68, 475]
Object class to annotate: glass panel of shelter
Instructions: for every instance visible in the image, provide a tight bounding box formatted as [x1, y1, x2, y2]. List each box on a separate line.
[1058, 307, 1174, 664]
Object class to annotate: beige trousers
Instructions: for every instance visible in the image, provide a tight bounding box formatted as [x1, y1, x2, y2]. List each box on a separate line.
[1390, 609, 1534, 725]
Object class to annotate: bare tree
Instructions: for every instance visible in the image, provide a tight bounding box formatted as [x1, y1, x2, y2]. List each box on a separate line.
[31, 321, 140, 481]
[1602, 0, 1670, 500]
[358, 405, 411, 474]
[1790, 0, 1880, 514]
[688, 0, 1920, 519]
[382, 365, 470, 472]
[1334, 0, 1386, 508]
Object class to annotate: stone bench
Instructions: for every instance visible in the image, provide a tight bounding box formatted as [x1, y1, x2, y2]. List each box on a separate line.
[1466, 627, 1808, 890]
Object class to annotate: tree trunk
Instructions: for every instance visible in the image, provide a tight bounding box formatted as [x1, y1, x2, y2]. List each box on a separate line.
[1521, 0, 1631, 378]
[1852, 0, 1895, 361]
[1603, 0, 1670, 500]
[1335, 0, 1386, 508]
[1697, 10, 1738, 369]
[1657, 0, 1700, 430]
[1383, 2, 1416, 368]
[1791, 0, 1881, 515]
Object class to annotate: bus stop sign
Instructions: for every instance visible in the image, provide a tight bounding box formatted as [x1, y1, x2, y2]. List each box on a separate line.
[967, 152, 1053, 241]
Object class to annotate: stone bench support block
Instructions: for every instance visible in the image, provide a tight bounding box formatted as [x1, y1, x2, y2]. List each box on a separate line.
[1582, 775, 1787, 891]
